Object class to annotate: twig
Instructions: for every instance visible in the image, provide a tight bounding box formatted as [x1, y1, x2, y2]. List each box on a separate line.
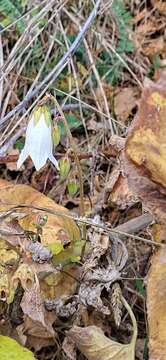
[0, 203, 161, 247]
[0, 151, 93, 164]
[0, 0, 49, 35]
[0, 0, 101, 128]
[116, 213, 153, 237]
[0, 34, 3, 112]
[64, 7, 115, 134]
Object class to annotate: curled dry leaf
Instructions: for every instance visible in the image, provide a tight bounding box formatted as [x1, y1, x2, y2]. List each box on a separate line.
[147, 246, 166, 360]
[107, 168, 137, 209]
[21, 280, 55, 337]
[67, 297, 137, 360]
[122, 72, 166, 223]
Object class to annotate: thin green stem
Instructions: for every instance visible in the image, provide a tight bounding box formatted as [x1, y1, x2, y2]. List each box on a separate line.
[50, 95, 85, 217]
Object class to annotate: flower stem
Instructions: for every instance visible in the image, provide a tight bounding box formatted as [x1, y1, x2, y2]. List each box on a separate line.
[50, 95, 85, 218]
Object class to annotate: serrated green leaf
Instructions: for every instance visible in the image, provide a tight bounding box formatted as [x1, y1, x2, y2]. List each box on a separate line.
[0, 335, 35, 360]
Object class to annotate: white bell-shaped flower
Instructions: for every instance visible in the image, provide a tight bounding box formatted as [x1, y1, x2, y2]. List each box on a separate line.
[17, 105, 59, 171]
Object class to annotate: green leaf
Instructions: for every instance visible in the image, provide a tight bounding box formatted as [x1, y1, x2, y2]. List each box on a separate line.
[67, 180, 79, 196]
[135, 279, 146, 297]
[52, 240, 86, 266]
[0, 0, 25, 33]
[60, 114, 81, 135]
[47, 242, 64, 255]
[14, 137, 25, 151]
[0, 335, 35, 360]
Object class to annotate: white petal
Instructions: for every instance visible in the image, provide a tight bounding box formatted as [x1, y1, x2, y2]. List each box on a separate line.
[17, 147, 29, 169]
[48, 154, 59, 170]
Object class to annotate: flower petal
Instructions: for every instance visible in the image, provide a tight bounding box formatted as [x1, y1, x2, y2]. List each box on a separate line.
[17, 147, 29, 169]
[48, 154, 59, 170]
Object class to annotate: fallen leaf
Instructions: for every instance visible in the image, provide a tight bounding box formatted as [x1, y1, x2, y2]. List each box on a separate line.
[0, 335, 35, 359]
[114, 87, 137, 122]
[0, 180, 80, 247]
[6, 149, 20, 171]
[123, 72, 166, 222]
[67, 296, 137, 360]
[21, 280, 55, 337]
[0, 180, 81, 347]
[12, 263, 35, 291]
[16, 314, 56, 351]
[40, 265, 81, 300]
[107, 169, 137, 209]
[147, 246, 166, 360]
[143, 37, 164, 57]
[151, 0, 166, 15]
[150, 223, 166, 243]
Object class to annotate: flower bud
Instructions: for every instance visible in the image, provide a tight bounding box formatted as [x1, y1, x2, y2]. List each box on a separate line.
[52, 124, 61, 146]
[59, 157, 71, 177]
[67, 179, 78, 196]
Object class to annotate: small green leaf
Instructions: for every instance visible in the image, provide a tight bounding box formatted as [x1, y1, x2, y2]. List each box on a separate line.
[69, 255, 81, 263]
[0, 335, 35, 359]
[52, 240, 86, 266]
[60, 114, 81, 135]
[47, 242, 64, 255]
[135, 279, 146, 297]
[14, 137, 25, 151]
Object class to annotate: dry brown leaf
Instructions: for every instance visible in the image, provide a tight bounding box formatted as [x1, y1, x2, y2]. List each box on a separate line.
[122, 73, 166, 222]
[143, 37, 164, 57]
[6, 149, 20, 171]
[147, 246, 166, 360]
[21, 280, 55, 337]
[0, 180, 81, 345]
[106, 168, 137, 209]
[68, 325, 134, 360]
[151, 0, 166, 14]
[0, 180, 80, 246]
[150, 223, 166, 243]
[67, 297, 137, 360]
[17, 313, 56, 351]
[40, 265, 80, 300]
[114, 87, 137, 123]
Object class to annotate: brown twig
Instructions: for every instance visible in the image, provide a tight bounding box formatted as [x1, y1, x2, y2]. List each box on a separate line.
[0, 151, 93, 164]
[0, 0, 101, 128]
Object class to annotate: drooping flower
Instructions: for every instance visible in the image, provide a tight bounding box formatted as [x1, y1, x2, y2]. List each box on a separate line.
[17, 105, 59, 171]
